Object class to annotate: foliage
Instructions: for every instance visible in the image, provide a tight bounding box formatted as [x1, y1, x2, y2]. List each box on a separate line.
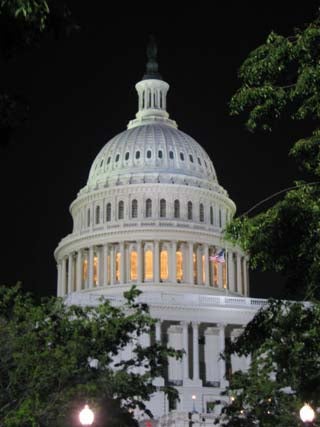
[217, 299, 320, 426]
[0, 284, 180, 427]
[225, 14, 320, 299]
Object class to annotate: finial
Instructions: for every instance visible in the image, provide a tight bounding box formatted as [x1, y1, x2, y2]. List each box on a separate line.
[143, 35, 162, 80]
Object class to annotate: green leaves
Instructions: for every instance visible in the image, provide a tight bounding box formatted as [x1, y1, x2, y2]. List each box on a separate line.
[0, 285, 179, 426]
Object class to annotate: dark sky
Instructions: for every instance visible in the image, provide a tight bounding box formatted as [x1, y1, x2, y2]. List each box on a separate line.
[1, 2, 318, 298]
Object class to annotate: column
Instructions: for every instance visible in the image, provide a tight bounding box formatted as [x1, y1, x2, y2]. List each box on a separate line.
[187, 242, 194, 284]
[76, 249, 82, 291]
[96, 246, 101, 286]
[110, 244, 115, 285]
[88, 246, 94, 288]
[137, 240, 143, 283]
[204, 244, 210, 287]
[218, 323, 227, 387]
[57, 263, 62, 297]
[192, 322, 200, 382]
[182, 321, 190, 382]
[228, 251, 235, 292]
[246, 258, 250, 296]
[61, 257, 67, 296]
[67, 253, 73, 294]
[236, 253, 242, 294]
[196, 245, 202, 285]
[154, 240, 160, 283]
[103, 244, 108, 286]
[170, 241, 177, 283]
[168, 324, 183, 384]
[204, 327, 220, 385]
[156, 320, 161, 342]
[120, 241, 125, 284]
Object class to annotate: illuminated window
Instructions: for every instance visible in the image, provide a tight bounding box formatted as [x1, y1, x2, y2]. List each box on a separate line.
[160, 250, 168, 280]
[210, 206, 214, 225]
[135, 150, 140, 159]
[160, 199, 166, 218]
[202, 254, 205, 284]
[87, 209, 91, 227]
[169, 151, 174, 159]
[193, 253, 197, 283]
[146, 199, 152, 217]
[223, 263, 227, 289]
[106, 203, 111, 222]
[174, 200, 180, 218]
[188, 201, 193, 220]
[107, 254, 110, 284]
[189, 154, 194, 163]
[118, 201, 124, 220]
[144, 250, 153, 280]
[125, 152, 129, 160]
[180, 152, 184, 161]
[115, 252, 120, 282]
[199, 203, 204, 222]
[132, 199, 138, 218]
[147, 150, 152, 159]
[176, 250, 183, 281]
[83, 259, 88, 282]
[93, 255, 98, 285]
[95, 206, 100, 224]
[213, 262, 218, 286]
[130, 251, 138, 281]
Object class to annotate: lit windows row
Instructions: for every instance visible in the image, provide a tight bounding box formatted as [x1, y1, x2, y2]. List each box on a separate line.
[85, 200, 226, 227]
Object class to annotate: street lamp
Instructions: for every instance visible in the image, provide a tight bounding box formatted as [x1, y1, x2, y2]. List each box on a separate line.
[192, 394, 196, 413]
[79, 404, 95, 426]
[300, 403, 315, 426]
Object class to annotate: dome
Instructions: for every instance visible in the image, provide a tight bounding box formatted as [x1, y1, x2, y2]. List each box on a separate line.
[86, 124, 217, 191]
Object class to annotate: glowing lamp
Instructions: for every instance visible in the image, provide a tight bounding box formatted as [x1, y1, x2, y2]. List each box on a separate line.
[79, 404, 94, 426]
[300, 403, 315, 423]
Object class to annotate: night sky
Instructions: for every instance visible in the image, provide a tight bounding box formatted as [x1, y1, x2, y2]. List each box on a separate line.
[1, 2, 318, 298]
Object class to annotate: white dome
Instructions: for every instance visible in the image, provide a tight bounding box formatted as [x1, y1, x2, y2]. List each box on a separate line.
[86, 124, 217, 191]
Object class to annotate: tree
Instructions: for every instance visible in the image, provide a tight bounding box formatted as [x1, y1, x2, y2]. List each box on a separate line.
[225, 14, 320, 299]
[0, 284, 180, 427]
[217, 299, 320, 426]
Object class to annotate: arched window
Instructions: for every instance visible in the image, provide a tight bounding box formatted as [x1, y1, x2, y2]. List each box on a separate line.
[146, 199, 152, 217]
[187, 201, 193, 220]
[210, 206, 214, 225]
[147, 150, 152, 159]
[131, 199, 138, 218]
[189, 154, 194, 163]
[199, 203, 204, 222]
[135, 150, 140, 159]
[144, 249, 153, 280]
[158, 150, 163, 159]
[125, 152, 129, 160]
[107, 156, 111, 165]
[160, 250, 168, 280]
[176, 250, 183, 282]
[160, 199, 166, 218]
[198, 157, 202, 165]
[87, 209, 91, 227]
[106, 203, 111, 222]
[130, 251, 137, 281]
[180, 152, 184, 161]
[118, 201, 124, 220]
[174, 199, 180, 218]
[115, 154, 120, 162]
[95, 206, 100, 224]
[169, 150, 174, 159]
[100, 159, 104, 167]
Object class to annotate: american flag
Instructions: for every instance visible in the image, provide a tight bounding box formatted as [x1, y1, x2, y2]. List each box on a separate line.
[210, 249, 225, 263]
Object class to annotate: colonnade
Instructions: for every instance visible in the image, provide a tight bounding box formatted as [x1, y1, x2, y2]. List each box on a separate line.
[57, 240, 249, 297]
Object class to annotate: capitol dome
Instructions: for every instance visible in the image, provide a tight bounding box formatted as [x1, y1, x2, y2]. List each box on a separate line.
[54, 40, 259, 425]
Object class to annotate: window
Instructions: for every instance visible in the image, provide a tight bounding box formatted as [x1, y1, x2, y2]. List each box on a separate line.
[131, 199, 138, 218]
[160, 199, 166, 218]
[176, 251, 183, 281]
[160, 92, 163, 108]
[147, 150, 152, 159]
[125, 152, 129, 160]
[189, 154, 194, 163]
[118, 201, 124, 220]
[107, 156, 111, 164]
[95, 206, 100, 224]
[116, 252, 120, 281]
[160, 250, 168, 280]
[130, 251, 137, 281]
[142, 91, 145, 109]
[100, 159, 104, 167]
[202, 254, 205, 284]
[169, 150, 174, 159]
[87, 209, 91, 227]
[198, 157, 202, 165]
[187, 201, 193, 220]
[93, 255, 98, 285]
[106, 203, 111, 222]
[146, 199, 152, 217]
[174, 199, 180, 218]
[219, 209, 222, 227]
[199, 203, 204, 222]
[144, 250, 153, 280]
[115, 154, 120, 162]
[158, 150, 163, 159]
[180, 152, 184, 161]
[135, 150, 140, 159]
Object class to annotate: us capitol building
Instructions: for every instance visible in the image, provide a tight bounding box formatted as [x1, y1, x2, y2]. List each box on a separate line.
[54, 42, 265, 426]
